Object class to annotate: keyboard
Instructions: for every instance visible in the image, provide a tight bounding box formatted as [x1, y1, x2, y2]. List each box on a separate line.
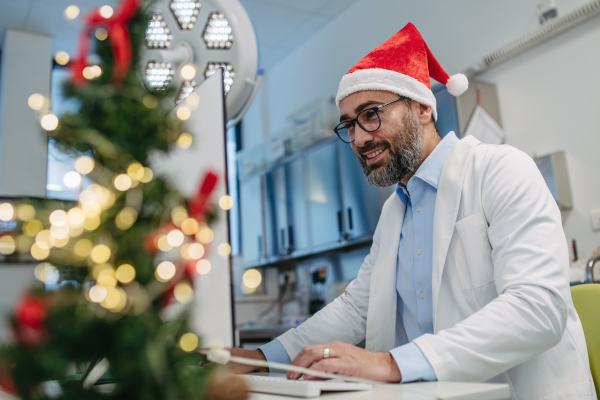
[241, 373, 372, 398]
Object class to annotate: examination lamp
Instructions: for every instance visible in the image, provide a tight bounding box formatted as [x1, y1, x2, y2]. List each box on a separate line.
[139, 0, 260, 126]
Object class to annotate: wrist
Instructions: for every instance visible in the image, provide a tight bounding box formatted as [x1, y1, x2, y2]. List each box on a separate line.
[385, 352, 402, 383]
[254, 349, 269, 372]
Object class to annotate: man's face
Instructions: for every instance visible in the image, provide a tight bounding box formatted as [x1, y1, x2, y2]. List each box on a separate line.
[338, 90, 423, 187]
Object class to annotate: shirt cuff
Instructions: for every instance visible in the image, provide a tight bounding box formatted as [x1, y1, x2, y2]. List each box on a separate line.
[258, 340, 291, 372]
[390, 342, 437, 383]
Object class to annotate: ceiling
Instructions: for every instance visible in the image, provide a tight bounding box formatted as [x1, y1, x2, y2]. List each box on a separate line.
[0, 0, 360, 70]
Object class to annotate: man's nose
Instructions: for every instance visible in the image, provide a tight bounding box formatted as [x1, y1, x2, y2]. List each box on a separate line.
[353, 124, 373, 147]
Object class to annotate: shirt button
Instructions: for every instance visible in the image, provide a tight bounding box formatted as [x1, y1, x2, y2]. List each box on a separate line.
[416, 206, 422, 212]
[417, 249, 422, 255]
[420, 292, 425, 299]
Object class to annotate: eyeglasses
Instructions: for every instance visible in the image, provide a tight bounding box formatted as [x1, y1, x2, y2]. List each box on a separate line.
[333, 97, 407, 143]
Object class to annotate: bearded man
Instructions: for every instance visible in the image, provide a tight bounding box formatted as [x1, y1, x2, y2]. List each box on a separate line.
[230, 23, 596, 400]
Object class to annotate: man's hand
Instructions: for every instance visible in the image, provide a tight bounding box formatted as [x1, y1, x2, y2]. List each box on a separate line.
[286, 341, 401, 383]
[225, 348, 269, 374]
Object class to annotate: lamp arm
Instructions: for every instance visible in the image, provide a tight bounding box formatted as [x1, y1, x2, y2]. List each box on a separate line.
[226, 70, 264, 130]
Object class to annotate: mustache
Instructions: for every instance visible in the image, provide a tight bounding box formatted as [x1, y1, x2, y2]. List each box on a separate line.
[358, 142, 389, 155]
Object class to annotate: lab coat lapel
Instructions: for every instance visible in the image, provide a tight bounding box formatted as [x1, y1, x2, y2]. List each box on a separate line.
[367, 193, 405, 351]
[431, 136, 480, 327]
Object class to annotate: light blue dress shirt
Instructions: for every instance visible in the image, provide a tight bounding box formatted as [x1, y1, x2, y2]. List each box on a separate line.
[259, 132, 459, 383]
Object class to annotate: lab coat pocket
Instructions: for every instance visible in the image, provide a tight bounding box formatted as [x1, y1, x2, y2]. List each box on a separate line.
[452, 213, 494, 290]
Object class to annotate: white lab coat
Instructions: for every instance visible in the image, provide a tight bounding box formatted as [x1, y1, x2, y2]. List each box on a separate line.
[276, 136, 597, 400]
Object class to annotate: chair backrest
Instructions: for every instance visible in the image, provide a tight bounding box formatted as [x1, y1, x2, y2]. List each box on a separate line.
[571, 283, 600, 397]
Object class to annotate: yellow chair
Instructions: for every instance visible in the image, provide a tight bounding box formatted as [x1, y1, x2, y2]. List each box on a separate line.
[571, 283, 600, 397]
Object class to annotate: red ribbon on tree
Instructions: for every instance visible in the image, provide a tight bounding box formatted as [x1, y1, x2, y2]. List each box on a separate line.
[71, 0, 143, 86]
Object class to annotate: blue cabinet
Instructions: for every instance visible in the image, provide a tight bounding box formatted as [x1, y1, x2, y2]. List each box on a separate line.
[239, 175, 265, 263]
[338, 141, 386, 241]
[306, 141, 344, 251]
[432, 84, 461, 138]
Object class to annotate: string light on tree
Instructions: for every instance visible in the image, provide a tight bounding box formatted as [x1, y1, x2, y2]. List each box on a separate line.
[114, 174, 132, 191]
[0, 203, 14, 221]
[63, 171, 82, 188]
[177, 106, 191, 120]
[100, 5, 114, 18]
[177, 133, 193, 149]
[95, 28, 108, 41]
[55, 52, 70, 66]
[41, 114, 59, 131]
[179, 332, 199, 352]
[28, 94, 45, 111]
[156, 261, 176, 282]
[196, 259, 211, 275]
[17, 204, 35, 221]
[64, 5, 80, 20]
[75, 156, 95, 174]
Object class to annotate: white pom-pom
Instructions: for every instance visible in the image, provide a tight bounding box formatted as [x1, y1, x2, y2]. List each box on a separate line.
[446, 73, 468, 96]
[207, 348, 231, 365]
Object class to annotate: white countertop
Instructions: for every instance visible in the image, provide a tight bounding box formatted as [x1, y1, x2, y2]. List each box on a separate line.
[248, 381, 511, 400]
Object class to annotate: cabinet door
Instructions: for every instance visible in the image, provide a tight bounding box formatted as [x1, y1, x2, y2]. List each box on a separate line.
[338, 142, 381, 240]
[306, 141, 343, 250]
[239, 175, 264, 264]
[266, 166, 288, 257]
[286, 157, 310, 255]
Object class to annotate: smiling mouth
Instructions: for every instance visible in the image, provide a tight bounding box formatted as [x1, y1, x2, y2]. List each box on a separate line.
[362, 147, 388, 165]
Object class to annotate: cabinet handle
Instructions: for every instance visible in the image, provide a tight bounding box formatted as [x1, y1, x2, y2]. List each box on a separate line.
[288, 226, 294, 248]
[280, 229, 285, 251]
[337, 210, 343, 233]
[347, 208, 353, 230]
[257, 235, 262, 259]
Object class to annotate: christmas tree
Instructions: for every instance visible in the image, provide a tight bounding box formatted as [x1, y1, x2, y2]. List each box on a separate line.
[0, 1, 245, 399]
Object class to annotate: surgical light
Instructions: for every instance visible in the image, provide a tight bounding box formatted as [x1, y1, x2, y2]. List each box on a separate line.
[170, 0, 201, 30]
[145, 62, 174, 89]
[205, 63, 234, 94]
[203, 12, 233, 49]
[145, 13, 173, 48]
[176, 80, 197, 104]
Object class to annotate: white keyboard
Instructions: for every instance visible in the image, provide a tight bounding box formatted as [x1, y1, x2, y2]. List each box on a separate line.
[241, 374, 372, 398]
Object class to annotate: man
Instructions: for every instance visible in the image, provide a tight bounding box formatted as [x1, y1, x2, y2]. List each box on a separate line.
[231, 23, 596, 399]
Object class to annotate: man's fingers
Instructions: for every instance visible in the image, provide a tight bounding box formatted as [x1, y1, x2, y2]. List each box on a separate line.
[287, 345, 333, 380]
[303, 359, 343, 381]
[287, 348, 322, 380]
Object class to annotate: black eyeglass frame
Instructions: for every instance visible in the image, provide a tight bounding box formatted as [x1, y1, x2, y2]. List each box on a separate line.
[333, 96, 408, 143]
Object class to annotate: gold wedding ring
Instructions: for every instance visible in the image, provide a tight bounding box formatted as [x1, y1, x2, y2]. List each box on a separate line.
[323, 348, 330, 359]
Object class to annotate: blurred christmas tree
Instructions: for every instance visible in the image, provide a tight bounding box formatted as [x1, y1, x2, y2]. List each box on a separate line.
[0, 1, 245, 399]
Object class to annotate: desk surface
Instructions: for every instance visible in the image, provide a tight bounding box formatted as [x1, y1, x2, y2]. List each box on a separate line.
[248, 381, 511, 400]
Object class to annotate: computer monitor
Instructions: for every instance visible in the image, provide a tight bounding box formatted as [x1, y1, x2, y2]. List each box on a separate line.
[149, 70, 235, 347]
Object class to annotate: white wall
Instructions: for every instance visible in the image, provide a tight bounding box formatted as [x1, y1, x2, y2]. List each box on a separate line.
[243, 0, 600, 259]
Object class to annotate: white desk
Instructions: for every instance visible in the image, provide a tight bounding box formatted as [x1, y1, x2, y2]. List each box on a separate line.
[248, 381, 511, 400]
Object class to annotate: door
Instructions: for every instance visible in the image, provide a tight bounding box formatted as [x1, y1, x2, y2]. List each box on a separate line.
[239, 175, 265, 265]
[338, 141, 382, 241]
[305, 140, 344, 251]
[286, 156, 310, 256]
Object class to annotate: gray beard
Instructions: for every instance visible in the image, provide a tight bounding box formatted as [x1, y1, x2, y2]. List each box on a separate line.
[359, 111, 423, 188]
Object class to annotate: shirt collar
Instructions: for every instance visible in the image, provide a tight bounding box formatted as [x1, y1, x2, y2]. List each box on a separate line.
[395, 132, 459, 204]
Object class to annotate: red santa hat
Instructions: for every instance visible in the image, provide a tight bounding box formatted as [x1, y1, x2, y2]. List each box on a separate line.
[335, 22, 468, 121]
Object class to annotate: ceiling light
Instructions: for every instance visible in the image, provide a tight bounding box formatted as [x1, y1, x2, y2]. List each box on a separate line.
[145, 13, 173, 48]
[205, 63, 235, 94]
[203, 12, 233, 49]
[176, 80, 197, 104]
[145, 62, 174, 90]
[170, 0, 201, 30]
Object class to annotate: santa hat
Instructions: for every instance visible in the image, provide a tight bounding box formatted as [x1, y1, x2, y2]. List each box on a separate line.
[335, 22, 468, 121]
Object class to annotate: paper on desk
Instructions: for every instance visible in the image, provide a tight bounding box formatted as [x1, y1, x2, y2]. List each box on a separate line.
[464, 106, 505, 145]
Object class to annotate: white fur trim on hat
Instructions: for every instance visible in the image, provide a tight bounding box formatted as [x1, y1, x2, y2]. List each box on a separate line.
[336, 68, 438, 120]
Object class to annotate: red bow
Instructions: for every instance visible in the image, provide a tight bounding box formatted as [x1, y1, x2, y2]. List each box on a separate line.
[71, 0, 143, 86]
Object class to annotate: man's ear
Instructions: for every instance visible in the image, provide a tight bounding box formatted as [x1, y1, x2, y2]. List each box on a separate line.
[417, 103, 433, 126]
